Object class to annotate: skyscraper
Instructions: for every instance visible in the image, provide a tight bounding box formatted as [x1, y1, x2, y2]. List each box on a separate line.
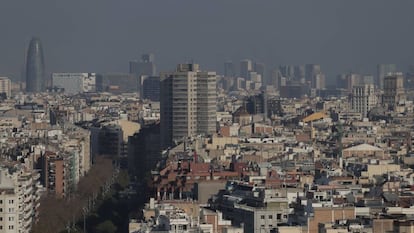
[25, 37, 46, 92]
[129, 53, 156, 78]
[160, 64, 217, 148]
[377, 64, 397, 89]
[240, 59, 252, 79]
[224, 61, 235, 77]
[383, 72, 405, 107]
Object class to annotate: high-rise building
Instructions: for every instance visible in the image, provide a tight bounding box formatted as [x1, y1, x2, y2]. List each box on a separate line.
[141, 75, 160, 101]
[160, 64, 217, 148]
[383, 73, 405, 107]
[351, 84, 376, 117]
[377, 64, 397, 89]
[305, 64, 321, 84]
[254, 62, 265, 82]
[224, 61, 235, 77]
[129, 54, 156, 78]
[51, 73, 96, 94]
[240, 59, 253, 79]
[25, 37, 46, 92]
[0, 77, 11, 98]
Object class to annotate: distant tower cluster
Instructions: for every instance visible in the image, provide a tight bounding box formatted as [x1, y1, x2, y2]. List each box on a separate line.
[26, 37, 46, 93]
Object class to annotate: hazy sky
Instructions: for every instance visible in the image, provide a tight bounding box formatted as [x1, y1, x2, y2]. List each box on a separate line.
[1, 0, 414, 82]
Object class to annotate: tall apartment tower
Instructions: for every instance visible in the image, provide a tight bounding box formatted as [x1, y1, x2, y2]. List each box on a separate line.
[351, 84, 376, 117]
[377, 64, 396, 89]
[160, 64, 217, 148]
[25, 37, 46, 93]
[240, 59, 253, 79]
[383, 73, 405, 107]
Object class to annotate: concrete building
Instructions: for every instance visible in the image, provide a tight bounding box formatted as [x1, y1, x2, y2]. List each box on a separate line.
[140, 76, 160, 101]
[96, 73, 138, 93]
[351, 84, 376, 117]
[377, 64, 397, 89]
[160, 64, 217, 148]
[0, 77, 11, 98]
[240, 60, 253, 79]
[224, 61, 236, 77]
[383, 73, 405, 107]
[0, 165, 41, 233]
[129, 53, 156, 78]
[52, 73, 96, 94]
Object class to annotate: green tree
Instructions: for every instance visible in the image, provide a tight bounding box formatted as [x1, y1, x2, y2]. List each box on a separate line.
[94, 220, 117, 233]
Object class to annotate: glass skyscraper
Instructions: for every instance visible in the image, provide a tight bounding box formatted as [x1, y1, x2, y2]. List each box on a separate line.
[26, 37, 45, 92]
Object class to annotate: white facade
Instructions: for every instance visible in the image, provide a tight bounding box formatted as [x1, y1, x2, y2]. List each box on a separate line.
[52, 73, 96, 94]
[351, 84, 376, 117]
[0, 78, 11, 98]
[0, 166, 41, 233]
[160, 64, 217, 147]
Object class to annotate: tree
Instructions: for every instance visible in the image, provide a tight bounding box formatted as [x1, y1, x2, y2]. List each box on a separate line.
[94, 220, 117, 233]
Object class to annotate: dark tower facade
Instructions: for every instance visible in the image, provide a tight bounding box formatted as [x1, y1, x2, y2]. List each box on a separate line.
[26, 37, 45, 92]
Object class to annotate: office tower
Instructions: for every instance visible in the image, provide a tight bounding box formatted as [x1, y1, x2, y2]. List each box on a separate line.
[224, 61, 236, 77]
[160, 64, 217, 148]
[377, 64, 396, 89]
[246, 93, 265, 115]
[279, 65, 295, 80]
[141, 75, 160, 101]
[294, 65, 305, 83]
[52, 73, 96, 94]
[0, 77, 11, 98]
[312, 73, 326, 90]
[383, 73, 405, 107]
[405, 65, 414, 89]
[346, 73, 363, 92]
[351, 84, 376, 117]
[25, 37, 46, 92]
[96, 73, 138, 93]
[254, 62, 265, 82]
[305, 64, 321, 85]
[129, 53, 156, 77]
[240, 59, 253, 79]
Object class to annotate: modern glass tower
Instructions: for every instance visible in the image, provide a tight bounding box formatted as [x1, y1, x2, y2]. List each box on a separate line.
[26, 37, 45, 92]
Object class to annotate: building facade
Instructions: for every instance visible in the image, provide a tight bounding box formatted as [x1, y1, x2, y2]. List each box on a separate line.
[383, 73, 405, 107]
[351, 84, 376, 117]
[51, 73, 96, 94]
[0, 77, 11, 98]
[0, 165, 41, 233]
[160, 64, 217, 148]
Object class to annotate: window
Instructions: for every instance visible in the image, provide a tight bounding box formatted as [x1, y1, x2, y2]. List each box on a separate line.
[8, 225, 13, 230]
[277, 214, 281, 220]
[8, 200, 13, 204]
[268, 215, 273, 219]
[261, 215, 265, 219]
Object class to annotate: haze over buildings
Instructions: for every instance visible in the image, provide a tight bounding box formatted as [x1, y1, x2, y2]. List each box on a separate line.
[0, 1, 414, 80]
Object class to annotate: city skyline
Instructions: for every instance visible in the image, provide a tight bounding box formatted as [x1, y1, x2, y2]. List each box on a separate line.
[0, 1, 413, 82]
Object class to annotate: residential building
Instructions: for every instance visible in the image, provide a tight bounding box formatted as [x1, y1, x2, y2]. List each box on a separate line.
[160, 64, 217, 148]
[351, 84, 376, 117]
